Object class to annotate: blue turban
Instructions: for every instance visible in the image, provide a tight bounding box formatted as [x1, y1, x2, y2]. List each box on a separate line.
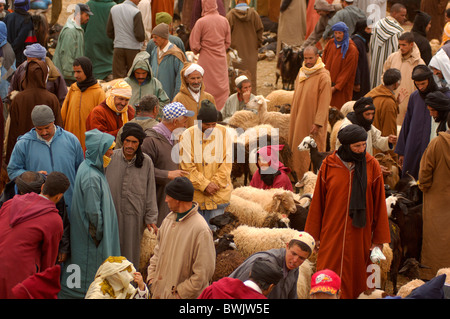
[332, 22, 350, 59]
[0, 22, 6, 48]
[14, 0, 30, 11]
[23, 43, 47, 61]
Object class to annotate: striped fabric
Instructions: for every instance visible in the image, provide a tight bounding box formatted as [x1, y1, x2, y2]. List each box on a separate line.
[369, 17, 403, 89]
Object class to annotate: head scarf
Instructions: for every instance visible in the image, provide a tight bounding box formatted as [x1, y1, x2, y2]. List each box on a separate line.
[429, 49, 450, 88]
[353, 18, 371, 52]
[411, 65, 439, 99]
[184, 63, 204, 77]
[120, 122, 147, 168]
[256, 145, 284, 186]
[425, 90, 450, 133]
[14, 172, 46, 194]
[337, 124, 368, 228]
[346, 97, 376, 131]
[298, 56, 325, 83]
[106, 80, 132, 125]
[23, 43, 47, 61]
[331, 22, 350, 59]
[74, 56, 98, 92]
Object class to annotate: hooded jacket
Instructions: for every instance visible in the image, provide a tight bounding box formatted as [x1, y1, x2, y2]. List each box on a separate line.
[250, 162, 293, 191]
[59, 129, 121, 299]
[172, 63, 216, 128]
[198, 277, 267, 299]
[124, 50, 170, 107]
[6, 60, 62, 164]
[412, 11, 432, 65]
[0, 192, 63, 298]
[366, 84, 399, 139]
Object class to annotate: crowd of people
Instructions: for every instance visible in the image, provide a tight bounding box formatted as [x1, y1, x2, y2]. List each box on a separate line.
[0, 0, 449, 301]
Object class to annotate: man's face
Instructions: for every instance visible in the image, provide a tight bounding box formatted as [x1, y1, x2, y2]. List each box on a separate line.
[392, 8, 407, 24]
[152, 34, 167, 48]
[80, 12, 90, 25]
[303, 50, 319, 68]
[427, 106, 439, 119]
[362, 109, 375, 122]
[350, 141, 367, 154]
[426, 21, 431, 33]
[114, 96, 130, 112]
[73, 65, 87, 83]
[0, 4, 4, 11]
[134, 68, 148, 85]
[165, 195, 179, 213]
[431, 67, 443, 79]
[237, 81, 252, 95]
[285, 243, 309, 270]
[35, 123, 55, 141]
[122, 135, 140, 159]
[174, 116, 188, 129]
[201, 122, 216, 133]
[399, 40, 413, 56]
[414, 79, 429, 92]
[186, 70, 203, 92]
[334, 31, 344, 42]
[104, 148, 114, 158]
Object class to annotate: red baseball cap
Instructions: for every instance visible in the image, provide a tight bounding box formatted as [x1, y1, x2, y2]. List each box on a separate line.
[310, 269, 341, 296]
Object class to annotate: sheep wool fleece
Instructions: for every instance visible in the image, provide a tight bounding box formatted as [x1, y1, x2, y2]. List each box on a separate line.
[304, 151, 391, 299]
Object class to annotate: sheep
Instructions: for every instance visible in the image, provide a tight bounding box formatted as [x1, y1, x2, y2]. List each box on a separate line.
[357, 288, 391, 299]
[275, 43, 303, 90]
[329, 101, 355, 151]
[265, 89, 295, 112]
[139, 228, 158, 281]
[396, 279, 425, 298]
[295, 171, 318, 197]
[398, 258, 430, 281]
[379, 243, 393, 292]
[245, 95, 291, 142]
[297, 135, 332, 174]
[274, 103, 291, 114]
[212, 234, 246, 282]
[231, 186, 297, 217]
[224, 194, 290, 229]
[227, 109, 260, 131]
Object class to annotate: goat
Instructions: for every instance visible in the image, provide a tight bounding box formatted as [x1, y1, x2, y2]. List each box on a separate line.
[175, 24, 190, 51]
[213, 234, 246, 282]
[399, 258, 430, 281]
[394, 173, 423, 205]
[387, 193, 423, 264]
[388, 218, 402, 295]
[375, 152, 400, 190]
[286, 201, 309, 231]
[297, 136, 332, 174]
[275, 43, 303, 90]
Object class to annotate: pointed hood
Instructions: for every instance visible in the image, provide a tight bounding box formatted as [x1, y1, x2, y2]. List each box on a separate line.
[21, 59, 48, 90]
[84, 129, 115, 170]
[126, 50, 153, 82]
[230, 4, 252, 22]
[8, 192, 59, 227]
[201, 0, 218, 16]
[412, 10, 431, 37]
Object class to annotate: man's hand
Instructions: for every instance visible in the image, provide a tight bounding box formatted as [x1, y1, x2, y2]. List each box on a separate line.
[167, 170, 188, 180]
[388, 134, 397, 145]
[397, 88, 408, 105]
[310, 124, 321, 136]
[147, 224, 158, 235]
[204, 182, 219, 195]
[380, 165, 391, 177]
[331, 86, 337, 94]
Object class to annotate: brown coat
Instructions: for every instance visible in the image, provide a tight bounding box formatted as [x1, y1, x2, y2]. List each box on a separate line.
[226, 7, 264, 94]
[172, 63, 216, 128]
[6, 60, 62, 164]
[322, 38, 359, 110]
[305, 151, 391, 299]
[418, 131, 450, 280]
[288, 66, 332, 180]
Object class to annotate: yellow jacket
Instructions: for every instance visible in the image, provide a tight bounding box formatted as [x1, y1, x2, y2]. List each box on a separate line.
[179, 124, 233, 210]
[61, 82, 106, 150]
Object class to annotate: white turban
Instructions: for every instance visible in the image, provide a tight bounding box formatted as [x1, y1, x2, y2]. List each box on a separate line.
[184, 63, 204, 77]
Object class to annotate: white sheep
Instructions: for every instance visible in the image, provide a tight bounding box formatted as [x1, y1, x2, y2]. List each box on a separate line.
[227, 110, 261, 131]
[295, 171, 318, 198]
[396, 279, 425, 298]
[245, 95, 291, 142]
[265, 89, 295, 112]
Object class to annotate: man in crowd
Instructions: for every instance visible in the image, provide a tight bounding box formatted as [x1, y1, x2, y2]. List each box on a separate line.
[226, 0, 263, 94]
[149, 22, 186, 101]
[370, 3, 407, 89]
[147, 177, 216, 299]
[124, 51, 169, 109]
[288, 45, 332, 182]
[172, 63, 216, 128]
[0, 171, 70, 299]
[322, 21, 359, 110]
[229, 232, 316, 299]
[395, 65, 450, 179]
[107, 0, 146, 79]
[322, 0, 365, 40]
[141, 102, 193, 227]
[59, 129, 120, 299]
[179, 100, 233, 230]
[310, 269, 342, 299]
[383, 32, 425, 125]
[146, 11, 186, 56]
[53, 3, 93, 86]
[86, 80, 135, 138]
[221, 75, 254, 122]
[61, 57, 106, 151]
[7, 104, 84, 215]
[305, 124, 391, 299]
[116, 94, 160, 148]
[106, 122, 158, 267]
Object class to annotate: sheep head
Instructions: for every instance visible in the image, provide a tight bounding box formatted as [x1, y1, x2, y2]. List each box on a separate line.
[246, 95, 269, 112]
[265, 191, 297, 215]
[298, 136, 317, 151]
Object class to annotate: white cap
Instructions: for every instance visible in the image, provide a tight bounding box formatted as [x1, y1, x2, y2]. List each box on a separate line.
[235, 75, 248, 87]
[184, 63, 204, 77]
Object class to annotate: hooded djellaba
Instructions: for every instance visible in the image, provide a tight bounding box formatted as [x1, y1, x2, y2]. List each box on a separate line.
[6, 59, 62, 163]
[425, 90, 450, 138]
[411, 10, 432, 65]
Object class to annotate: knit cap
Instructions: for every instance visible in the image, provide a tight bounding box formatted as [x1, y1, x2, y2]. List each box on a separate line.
[31, 105, 55, 126]
[152, 22, 169, 39]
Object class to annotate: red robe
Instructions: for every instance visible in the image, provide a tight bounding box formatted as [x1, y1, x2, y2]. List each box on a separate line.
[304, 151, 391, 299]
[322, 38, 359, 110]
[85, 100, 135, 138]
[0, 193, 63, 299]
[197, 277, 266, 299]
[250, 164, 293, 191]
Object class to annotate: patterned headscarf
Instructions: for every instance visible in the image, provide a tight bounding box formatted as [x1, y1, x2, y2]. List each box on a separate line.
[332, 22, 350, 59]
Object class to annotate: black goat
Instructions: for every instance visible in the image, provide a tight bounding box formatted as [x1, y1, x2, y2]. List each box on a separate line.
[394, 173, 423, 205]
[286, 201, 309, 231]
[388, 219, 402, 295]
[275, 43, 303, 90]
[297, 136, 332, 174]
[399, 258, 430, 281]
